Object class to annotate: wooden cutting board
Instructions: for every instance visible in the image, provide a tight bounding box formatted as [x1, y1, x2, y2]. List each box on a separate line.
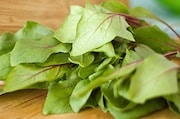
[0, 0, 128, 33]
[0, 89, 180, 119]
[0, 0, 180, 119]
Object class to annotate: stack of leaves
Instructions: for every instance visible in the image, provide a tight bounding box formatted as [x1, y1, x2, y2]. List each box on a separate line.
[0, 1, 180, 119]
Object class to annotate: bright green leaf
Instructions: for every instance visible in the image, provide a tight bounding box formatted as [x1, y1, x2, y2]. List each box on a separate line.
[0, 53, 12, 80]
[134, 44, 155, 58]
[82, 92, 98, 109]
[129, 53, 179, 103]
[88, 70, 105, 81]
[71, 8, 134, 56]
[15, 21, 53, 40]
[37, 53, 70, 67]
[54, 6, 84, 43]
[69, 52, 95, 67]
[75, 62, 139, 98]
[70, 79, 92, 112]
[134, 26, 178, 53]
[107, 98, 166, 119]
[43, 78, 79, 115]
[3, 64, 64, 92]
[93, 42, 116, 57]
[101, 0, 129, 13]
[78, 63, 99, 79]
[122, 49, 141, 65]
[101, 81, 136, 110]
[0, 32, 17, 55]
[10, 35, 68, 66]
[166, 94, 180, 114]
[95, 58, 112, 72]
[95, 91, 108, 112]
[0, 89, 6, 95]
[165, 80, 180, 114]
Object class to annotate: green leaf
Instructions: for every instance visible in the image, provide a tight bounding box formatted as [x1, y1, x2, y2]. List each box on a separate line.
[85, 2, 108, 12]
[112, 38, 130, 57]
[101, 0, 129, 13]
[15, 21, 53, 40]
[82, 90, 98, 109]
[122, 49, 141, 65]
[11, 21, 57, 65]
[88, 70, 105, 81]
[107, 98, 166, 119]
[95, 91, 108, 112]
[134, 26, 178, 53]
[3, 64, 64, 92]
[134, 44, 155, 58]
[26, 82, 49, 89]
[128, 53, 179, 103]
[93, 42, 116, 57]
[95, 58, 112, 72]
[101, 81, 136, 111]
[43, 79, 79, 115]
[0, 32, 17, 55]
[70, 79, 92, 112]
[165, 80, 180, 114]
[37, 53, 70, 67]
[166, 94, 180, 113]
[69, 52, 95, 67]
[75, 62, 139, 98]
[78, 63, 99, 79]
[70, 7, 134, 56]
[10, 35, 68, 66]
[54, 5, 84, 43]
[0, 53, 12, 80]
[0, 89, 6, 95]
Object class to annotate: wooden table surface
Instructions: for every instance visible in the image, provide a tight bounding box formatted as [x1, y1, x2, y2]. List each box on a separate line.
[0, 0, 180, 119]
[0, 0, 128, 33]
[0, 89, 180, 119]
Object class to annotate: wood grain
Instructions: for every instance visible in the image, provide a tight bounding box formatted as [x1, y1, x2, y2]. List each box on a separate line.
[0, 89, 113, 119]
[1, 89, 180, 119]
[0, 0, 128, 34]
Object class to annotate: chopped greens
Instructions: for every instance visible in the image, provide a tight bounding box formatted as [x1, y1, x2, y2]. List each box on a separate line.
[0, 1, 180, 119]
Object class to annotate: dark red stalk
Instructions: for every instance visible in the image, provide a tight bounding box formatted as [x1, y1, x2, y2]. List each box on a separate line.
[103, 12, 180, 39]
[156, 17, 180, 39]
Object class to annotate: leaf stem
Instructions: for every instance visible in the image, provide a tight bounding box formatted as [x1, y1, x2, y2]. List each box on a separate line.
[103, 12, 149, 27]
[164, 50, 178, 57]
[103, 12, 180, 39]
[156, 17, 180, 39]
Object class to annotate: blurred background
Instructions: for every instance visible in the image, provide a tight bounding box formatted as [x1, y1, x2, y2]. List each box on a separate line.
[129, 0, 180, 38]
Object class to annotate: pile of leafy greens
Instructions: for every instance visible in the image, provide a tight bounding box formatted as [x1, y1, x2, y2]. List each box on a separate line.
[0, 1, 180, 119]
